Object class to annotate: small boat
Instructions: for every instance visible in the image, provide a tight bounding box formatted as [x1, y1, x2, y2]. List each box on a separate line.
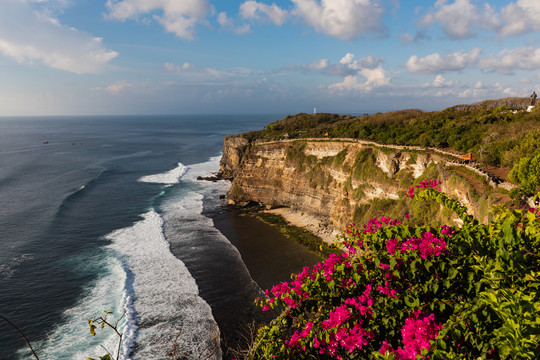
[42, 140, 49, 144]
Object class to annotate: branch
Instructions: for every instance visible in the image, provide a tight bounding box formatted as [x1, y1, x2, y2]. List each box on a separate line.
[0, 314, 39, 360]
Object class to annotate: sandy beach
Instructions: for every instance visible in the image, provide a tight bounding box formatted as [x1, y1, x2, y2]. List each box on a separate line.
[264, 207, 341, 245]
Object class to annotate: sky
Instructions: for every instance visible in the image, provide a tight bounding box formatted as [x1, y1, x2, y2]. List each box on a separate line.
[2, 0, 540, 116]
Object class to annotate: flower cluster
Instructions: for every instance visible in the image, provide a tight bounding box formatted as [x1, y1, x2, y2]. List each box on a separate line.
[251, 181, 540, 359]
[407, 180, 442, 198]
[386, 231, 449, 259]
[380, 310, 442, 359]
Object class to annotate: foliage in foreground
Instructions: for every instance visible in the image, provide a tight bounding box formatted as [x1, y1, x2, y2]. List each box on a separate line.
[250, 181, 540, 359]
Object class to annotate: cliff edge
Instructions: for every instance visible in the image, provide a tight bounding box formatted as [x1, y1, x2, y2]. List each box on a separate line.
[219, 137, 512, 243]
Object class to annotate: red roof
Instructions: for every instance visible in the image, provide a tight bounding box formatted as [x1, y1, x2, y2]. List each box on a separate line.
[458, 153, 475, 160]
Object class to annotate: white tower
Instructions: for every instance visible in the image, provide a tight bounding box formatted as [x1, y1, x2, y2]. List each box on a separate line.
[314, 107, 317, 114]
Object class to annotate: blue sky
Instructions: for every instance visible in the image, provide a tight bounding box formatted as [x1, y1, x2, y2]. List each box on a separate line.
[2, 0, 540, 116]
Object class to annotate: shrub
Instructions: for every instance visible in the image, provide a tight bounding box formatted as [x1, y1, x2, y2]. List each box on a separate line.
[249, 181, 540, 359]
[510, 153, 540, 195]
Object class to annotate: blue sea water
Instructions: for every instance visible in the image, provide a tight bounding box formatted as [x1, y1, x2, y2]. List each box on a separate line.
[0, 115, 282, 359]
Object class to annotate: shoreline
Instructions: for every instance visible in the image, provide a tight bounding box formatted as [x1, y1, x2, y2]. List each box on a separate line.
[208, 204, 325, 358]
[263, 207, 340, 245]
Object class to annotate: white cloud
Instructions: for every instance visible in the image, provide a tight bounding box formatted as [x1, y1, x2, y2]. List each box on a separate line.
[239, 1, 288, 25]
[421, 0, 540, 39]
[479, 46, 540, 75]
[282, 53, 389, 93]
[458, 82, 517, 98]
[499, 0, 540, 36]
[421, 75, 457, 89]
[400, 33, 414, 43]
[405, 48, 482, 74]
[329, 66, 389, 92]
[164, 62, 194, 71]
[421, 0, 485, 39]
[340, 53, 384, 70]
[163, 61, 257, 81]
[106, 0, 212, 40]
[291, 0, 385, 40]
[217, 12, 251, 34]
[305, 58, 329, 71]
[0, 0, 117, 74]
[406, 46, 540, 76]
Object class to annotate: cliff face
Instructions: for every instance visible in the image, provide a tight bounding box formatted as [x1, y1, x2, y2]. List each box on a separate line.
[219, 136, 249, 180]
[219, 137, 510, 239]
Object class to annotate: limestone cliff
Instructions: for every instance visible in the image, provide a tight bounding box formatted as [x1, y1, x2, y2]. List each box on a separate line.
[219, 137, 511, 241]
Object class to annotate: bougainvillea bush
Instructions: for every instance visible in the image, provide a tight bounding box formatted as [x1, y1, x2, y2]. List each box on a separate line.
[249, 181, 540, 359]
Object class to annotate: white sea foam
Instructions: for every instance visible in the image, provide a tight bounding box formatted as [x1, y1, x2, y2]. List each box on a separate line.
[138, 162, 188, 184]
[33, 156, 228, 360]
[0, 254, 34, 280]
[32, 256, 137, 360]
[106, 211, 220, 360]
[33, 209, 219, 360]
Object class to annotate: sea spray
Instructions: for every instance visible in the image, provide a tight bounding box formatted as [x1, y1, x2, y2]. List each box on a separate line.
[107, 211, 221, 360]
[138, 162, 188, 184]
[30, 255, 136, 360]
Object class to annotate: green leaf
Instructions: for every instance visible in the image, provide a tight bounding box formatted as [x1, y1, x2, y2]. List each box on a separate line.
[438, 302, 446, 312]
[99, 355, 111, 360]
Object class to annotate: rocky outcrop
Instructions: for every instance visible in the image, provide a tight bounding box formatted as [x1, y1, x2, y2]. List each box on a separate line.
[218, 136, 249, 179]
[220, 137, 511, 241]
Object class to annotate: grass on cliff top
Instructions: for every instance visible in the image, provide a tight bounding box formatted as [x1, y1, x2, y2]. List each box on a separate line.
[236, 97, 540, 171]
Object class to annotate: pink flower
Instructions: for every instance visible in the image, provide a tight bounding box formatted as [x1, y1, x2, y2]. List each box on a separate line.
[407, 180, 443, 198]
[396, 311, 442, 359]
[386, 238, 400, 255]
[380, 340, 394, 354]
[322, 305, 351, 329]
[401, 232, 448, 259]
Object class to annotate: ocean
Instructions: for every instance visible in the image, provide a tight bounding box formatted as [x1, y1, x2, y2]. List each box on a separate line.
[0, 115, 322, 359]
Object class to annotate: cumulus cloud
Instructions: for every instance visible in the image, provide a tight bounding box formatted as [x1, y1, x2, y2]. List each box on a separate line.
[239, 1, 288, 25]
[291, 0, 386, 39]
[304, 58, 329, 71]
[340, 53, 384, 70]
[406, 46, 540, 76]
[106, 0, 212, 40]
[0, 0, 117, 74]
[421, 75, 458, 89]
[458, 82, 516, 98]
[405, 48, 482, 74]
[479, 46, 540, 75]
[421, 0, 487, 39]
[329, 67, 390, 92]
[328, 53, 389, 92]
[421, 0, 540, 39]
[217, 12, 251, 34]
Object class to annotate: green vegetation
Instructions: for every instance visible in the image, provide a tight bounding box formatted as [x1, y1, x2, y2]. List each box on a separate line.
[237, 98, 540, 194]
[247, 186, 540, 359]
[254, 212, 337, 258]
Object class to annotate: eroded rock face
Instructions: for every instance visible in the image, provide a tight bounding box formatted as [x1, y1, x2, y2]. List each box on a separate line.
[219, 137, 507, 239]
[218, 136, 248, 179]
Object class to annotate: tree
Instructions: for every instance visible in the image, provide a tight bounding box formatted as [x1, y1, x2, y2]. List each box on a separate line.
[510, 153, 540, 194]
